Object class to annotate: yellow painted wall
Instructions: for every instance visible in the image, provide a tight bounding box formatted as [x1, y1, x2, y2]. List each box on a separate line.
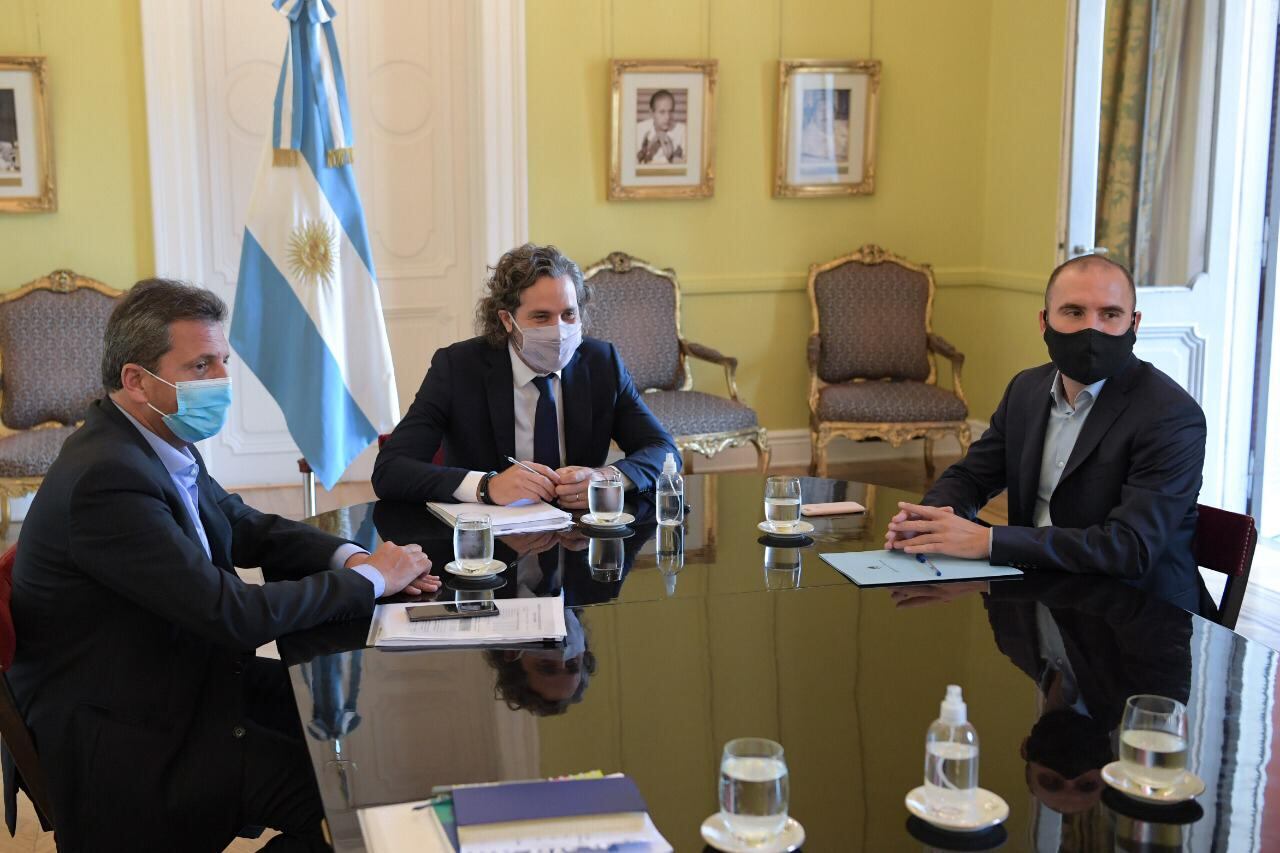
[527, 0, 1070, 427]
[0, 0, 153, 291]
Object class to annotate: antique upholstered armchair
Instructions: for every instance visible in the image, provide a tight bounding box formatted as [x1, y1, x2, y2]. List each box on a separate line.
[0, 270, 122, 527]
[583, 252, 769, 472]
[807, 245, 970, 478]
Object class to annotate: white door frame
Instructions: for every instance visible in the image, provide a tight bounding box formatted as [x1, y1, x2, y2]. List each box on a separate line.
[1058, 0, 1277, 511]
[138, 0, 527, 487]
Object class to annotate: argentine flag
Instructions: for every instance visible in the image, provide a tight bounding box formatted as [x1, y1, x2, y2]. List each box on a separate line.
[231, 0, 398, 490]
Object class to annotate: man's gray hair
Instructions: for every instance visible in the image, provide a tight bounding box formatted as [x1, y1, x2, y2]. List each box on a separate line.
[101, 278, 227, 391]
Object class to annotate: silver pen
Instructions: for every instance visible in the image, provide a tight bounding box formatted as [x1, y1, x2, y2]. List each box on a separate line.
[505, 456, 542, 476]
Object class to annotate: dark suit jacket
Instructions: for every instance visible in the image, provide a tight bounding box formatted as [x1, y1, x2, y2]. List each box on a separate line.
[5, 398, 374, 851]
[923, 357, 1208, 614]
[371, 336, 679, 502]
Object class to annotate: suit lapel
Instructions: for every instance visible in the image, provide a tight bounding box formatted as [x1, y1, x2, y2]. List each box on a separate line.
[96, 399, 213, 559]
[1059, 358, 1139, 483]
[559, 350, 592, 467]
[485, 345, 517, 462]
[1016, 371, 1055, 522]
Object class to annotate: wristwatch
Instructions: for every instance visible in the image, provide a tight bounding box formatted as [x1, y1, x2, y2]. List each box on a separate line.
[477, 471, 498, 505]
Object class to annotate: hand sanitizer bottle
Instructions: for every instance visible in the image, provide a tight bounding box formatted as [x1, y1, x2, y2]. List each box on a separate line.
[656, 452, 683, 526]
[924, 684, 979, 819]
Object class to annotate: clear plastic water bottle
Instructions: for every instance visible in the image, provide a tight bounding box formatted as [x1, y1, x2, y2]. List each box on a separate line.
[923, 684, 979, 819]
[656, 452, 683, 526]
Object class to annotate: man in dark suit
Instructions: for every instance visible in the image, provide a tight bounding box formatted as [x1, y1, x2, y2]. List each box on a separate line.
[6, 280, 438, 851]
[885, 255, 1209, 614]
[372, 243, 679, 508]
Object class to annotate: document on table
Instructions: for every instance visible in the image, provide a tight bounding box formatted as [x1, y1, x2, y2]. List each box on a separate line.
[358, 800, 454, 853]
[426, 499, 573, 534]
[820, 549, 1023, 587]
[368, 593, 568, 648]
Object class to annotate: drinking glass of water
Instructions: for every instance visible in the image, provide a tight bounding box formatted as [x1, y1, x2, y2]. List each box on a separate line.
[588, 535, 625, 581]
[453, 513, 494, 573]
[763, 476, 802, 532]
[588, 476, 624, 523]
[719, 738, 789, 845]
[1119, 694, 1188, 788]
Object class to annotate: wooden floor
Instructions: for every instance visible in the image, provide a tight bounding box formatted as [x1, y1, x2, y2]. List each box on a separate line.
[2, 454, 1278, 850]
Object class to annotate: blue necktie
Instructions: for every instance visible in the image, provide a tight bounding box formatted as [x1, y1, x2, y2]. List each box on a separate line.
[530, 374, 560, 469]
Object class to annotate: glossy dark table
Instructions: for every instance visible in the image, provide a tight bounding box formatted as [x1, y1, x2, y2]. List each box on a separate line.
[290, 473, 1277, 851]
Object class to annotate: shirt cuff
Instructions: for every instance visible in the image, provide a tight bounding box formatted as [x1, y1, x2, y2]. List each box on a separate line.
[453, 470, 487, 503]
[331, 542, 368, 571]
[350, 564, 385, 599]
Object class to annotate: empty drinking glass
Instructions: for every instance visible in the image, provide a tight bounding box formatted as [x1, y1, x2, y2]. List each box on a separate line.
[1119, 695, 1188, 788]
[763, 476, 802, 532]
[588, 476, 624, 523]
[719, 738, 790, 845]
[453, 513, 494, 572]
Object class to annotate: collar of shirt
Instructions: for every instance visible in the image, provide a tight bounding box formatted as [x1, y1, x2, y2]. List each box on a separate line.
[1048, 372, 1107, 414]
[507, 341, 563, 387]
[117, 402, 200, 483]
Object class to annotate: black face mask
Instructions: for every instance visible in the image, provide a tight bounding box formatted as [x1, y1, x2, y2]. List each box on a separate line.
[1042, 316, 1136, 385]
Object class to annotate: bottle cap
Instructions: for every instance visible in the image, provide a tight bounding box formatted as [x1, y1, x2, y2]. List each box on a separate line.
[662, 452, 677, 474]
[940, 684, 967, 725]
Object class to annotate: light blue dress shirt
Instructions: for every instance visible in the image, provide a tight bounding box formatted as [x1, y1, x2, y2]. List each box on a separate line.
[118, 406, 382, 596]
[1033, 373, 1108, 528]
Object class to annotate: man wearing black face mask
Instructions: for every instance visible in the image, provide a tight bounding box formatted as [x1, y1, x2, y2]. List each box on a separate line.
[884, 255, 1210, 615]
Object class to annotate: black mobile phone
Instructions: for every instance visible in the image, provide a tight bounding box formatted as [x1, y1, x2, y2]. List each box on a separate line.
[406, 601, 500, 622]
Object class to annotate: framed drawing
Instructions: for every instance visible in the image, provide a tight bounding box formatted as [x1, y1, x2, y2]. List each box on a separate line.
[0, 56, 55, 213]
[609, 59, 716, 200]
[774, 59, 880, 198]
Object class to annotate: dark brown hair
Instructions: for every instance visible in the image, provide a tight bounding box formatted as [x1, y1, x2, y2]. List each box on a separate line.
[474, 243, 588, 346]
[101, 278, 227, 391]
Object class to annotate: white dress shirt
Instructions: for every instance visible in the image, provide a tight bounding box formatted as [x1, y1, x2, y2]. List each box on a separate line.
[119, 405, 381, 596]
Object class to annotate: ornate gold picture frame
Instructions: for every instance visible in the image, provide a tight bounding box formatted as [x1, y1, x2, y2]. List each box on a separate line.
[609, 59, 716, 200]
[775, 59, 879, 198]
[0, 56, 56, 213]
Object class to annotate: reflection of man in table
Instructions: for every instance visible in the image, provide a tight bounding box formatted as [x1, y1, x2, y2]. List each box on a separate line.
[636, 89, 686, 166]
[485, 608, 595, 716]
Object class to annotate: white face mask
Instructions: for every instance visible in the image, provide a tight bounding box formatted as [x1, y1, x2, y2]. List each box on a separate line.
[508, 315, 582, 374]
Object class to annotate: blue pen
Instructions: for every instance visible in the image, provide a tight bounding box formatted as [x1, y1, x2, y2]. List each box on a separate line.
[916, 553, 943, 577]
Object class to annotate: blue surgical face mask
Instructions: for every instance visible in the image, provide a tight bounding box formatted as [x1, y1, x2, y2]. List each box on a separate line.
[142, 368, 233, 444]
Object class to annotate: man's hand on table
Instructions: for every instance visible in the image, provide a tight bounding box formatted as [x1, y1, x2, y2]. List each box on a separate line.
[347, 541, 439, 596]
[553, 466, 611, 509]
[489, 462, 560, 504]
[885, 502, 991, 560]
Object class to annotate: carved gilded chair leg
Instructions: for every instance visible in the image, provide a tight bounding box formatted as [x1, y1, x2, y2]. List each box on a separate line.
[814, 439, 829, 479]
[923, 437, 936, 480]
[753, 429, 771, 473]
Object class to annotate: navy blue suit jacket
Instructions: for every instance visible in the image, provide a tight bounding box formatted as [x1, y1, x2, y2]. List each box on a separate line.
[372, 336, 679, 502]
[923, 356, 1209, 615]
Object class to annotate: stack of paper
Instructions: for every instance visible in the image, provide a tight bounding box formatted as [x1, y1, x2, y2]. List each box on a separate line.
[427, 500, 572, 535]
[368, 594, 568, 649]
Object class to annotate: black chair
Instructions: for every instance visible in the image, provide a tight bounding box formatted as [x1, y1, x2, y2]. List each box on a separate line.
[1193, 504, 1259, 631]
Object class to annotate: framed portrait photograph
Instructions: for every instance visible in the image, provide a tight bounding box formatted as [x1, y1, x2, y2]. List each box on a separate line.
[609, 59, 716, 200]
[0, 57, 55, 213]
[775, 59, 880, 198]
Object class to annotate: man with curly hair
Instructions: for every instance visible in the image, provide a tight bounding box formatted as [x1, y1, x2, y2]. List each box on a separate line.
[373, 243, 679, 507]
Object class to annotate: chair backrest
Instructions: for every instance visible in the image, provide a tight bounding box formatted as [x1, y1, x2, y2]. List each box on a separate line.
[808, 245, 934, 384]
[0, 541, 56, 830]
[1193, 503, 1258, 631]
[0, 270, 122, 430]
[582, 252, 686, 392]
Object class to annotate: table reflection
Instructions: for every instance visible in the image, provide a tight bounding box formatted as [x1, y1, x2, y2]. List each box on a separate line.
[288, 474, 1274, 852]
